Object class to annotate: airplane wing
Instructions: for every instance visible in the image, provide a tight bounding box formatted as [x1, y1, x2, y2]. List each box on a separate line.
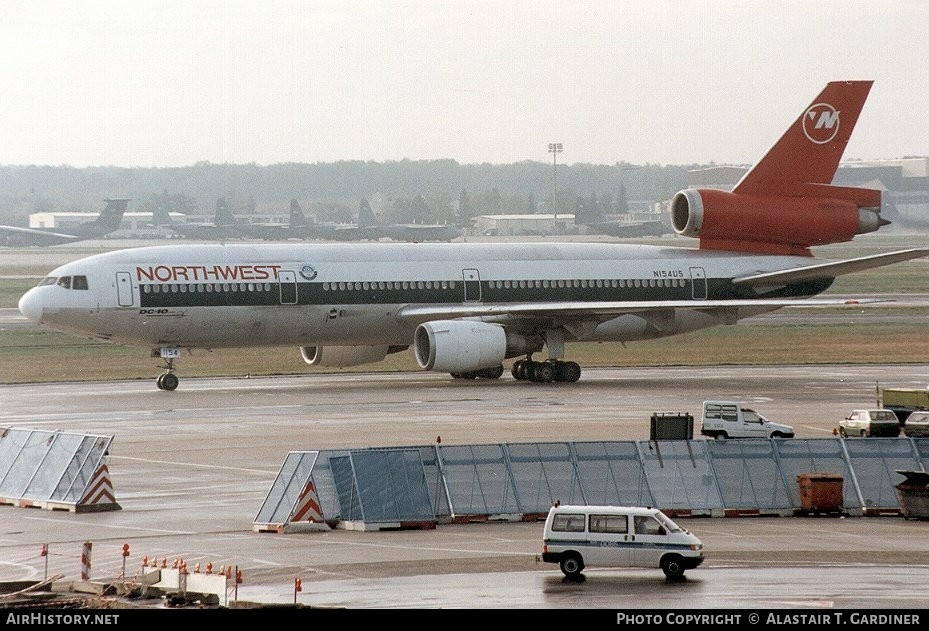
[733, 248, 929, 288]
[395, 296, 882, 327]
[0, 225, 78, 246]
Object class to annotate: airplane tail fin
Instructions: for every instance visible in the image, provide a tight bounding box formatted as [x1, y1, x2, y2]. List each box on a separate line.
[733, 80, 873, 196]
[92, 198, 130, 230]
[670, 80, 886, 255]
[289, 199, 307, 227]
[214, 198, 236, 226]
[150, 203, 173, 226]
[357, 199, 378, 228]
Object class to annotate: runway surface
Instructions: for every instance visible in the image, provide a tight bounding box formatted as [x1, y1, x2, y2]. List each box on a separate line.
[3, 366, 929, 609]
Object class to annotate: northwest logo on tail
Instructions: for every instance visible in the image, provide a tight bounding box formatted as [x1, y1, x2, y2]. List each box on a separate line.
[803, 103, 840, 144]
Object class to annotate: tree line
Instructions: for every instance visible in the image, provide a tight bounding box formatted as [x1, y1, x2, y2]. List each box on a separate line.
[0, 159, 704, 227]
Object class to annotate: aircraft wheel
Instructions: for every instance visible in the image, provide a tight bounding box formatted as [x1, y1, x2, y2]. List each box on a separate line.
[159, 373, 179, 391]
[483, 365, 504, 379]
[535, 363, 555, 383]
[559, 361, 581, 383]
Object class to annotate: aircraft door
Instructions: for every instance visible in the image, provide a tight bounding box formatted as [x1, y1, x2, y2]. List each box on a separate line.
[115, 272, 135, 307]
[689, 267, 707, 300]
[462, 268, 481, 302]
[279, 270, 298, 304]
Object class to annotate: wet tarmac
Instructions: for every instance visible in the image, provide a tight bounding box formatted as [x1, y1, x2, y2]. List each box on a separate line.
[3, 367, 929, 610]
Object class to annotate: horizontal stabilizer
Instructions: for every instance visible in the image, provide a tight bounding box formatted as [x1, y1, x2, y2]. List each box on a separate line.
[733, 248, 929, 288]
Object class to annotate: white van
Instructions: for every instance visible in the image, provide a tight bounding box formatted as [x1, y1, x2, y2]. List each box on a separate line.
[540, 505, 704, 580]
[700, 400, 795, 439]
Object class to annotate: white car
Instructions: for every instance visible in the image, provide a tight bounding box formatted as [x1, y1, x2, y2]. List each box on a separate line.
[839, 409, 901, 438]
[903, 411, 929, 438]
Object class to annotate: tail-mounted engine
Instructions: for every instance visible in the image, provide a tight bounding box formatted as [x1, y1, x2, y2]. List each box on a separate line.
[671, 185, 887, 255]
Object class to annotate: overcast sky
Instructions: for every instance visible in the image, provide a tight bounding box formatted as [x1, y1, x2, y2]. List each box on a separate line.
[2, 0, 927, 168]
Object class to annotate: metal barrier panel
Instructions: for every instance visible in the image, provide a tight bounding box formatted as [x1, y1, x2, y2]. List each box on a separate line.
[52, 434, 113, 503]
[638, 440, 723, 511]
[572, 441, 652, 506]
[330, 454, 363, 521]
[774, 439, 856, 510]
[438, 444, 518, 517]
[505, 442, 577, 515]
[281, 438, 929, 528]
[305, 450, 349, 521]
[254, 451, 319, 525]
[346, 449, 435, 523]
[0, 428, 111, 504]
[707, 440, 793, 511]
[910, 438, 929, 470]
[841, 438, 923, 511]
[0, 428, 34, 497]
[418, 445, 451, 519]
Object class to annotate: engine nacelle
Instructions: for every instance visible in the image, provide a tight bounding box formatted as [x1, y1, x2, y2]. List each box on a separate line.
[414, 320, 510, 373]
[671, 188, 886, 254]
[300, 345, 390, 368]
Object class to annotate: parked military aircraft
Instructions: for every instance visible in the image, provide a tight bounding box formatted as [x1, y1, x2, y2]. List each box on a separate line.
[283, 199, 355, 241]
[0, 199, 130, 247]
[350, 199, 462, 242]
[165, 198, 286, 241]
[579, 218, 669, 238]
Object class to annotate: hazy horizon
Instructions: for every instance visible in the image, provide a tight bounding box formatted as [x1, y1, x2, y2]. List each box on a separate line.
[2, 1, 927, 169]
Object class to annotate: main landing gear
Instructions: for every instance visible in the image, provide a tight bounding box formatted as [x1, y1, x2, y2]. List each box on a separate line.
[511, 357, 581, 383]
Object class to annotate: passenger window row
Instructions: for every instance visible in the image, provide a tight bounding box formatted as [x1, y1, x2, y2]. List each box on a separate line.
[141, 283, 274, 294]
[319, 278, 687, 292]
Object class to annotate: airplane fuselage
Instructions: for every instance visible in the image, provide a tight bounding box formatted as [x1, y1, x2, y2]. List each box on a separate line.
[19, 241, 824, 350]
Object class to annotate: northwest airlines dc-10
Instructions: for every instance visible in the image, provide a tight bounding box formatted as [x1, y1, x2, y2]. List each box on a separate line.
[18, 81, 929, 390]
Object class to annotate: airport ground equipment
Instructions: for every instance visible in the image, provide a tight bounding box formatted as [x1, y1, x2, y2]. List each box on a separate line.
[881, 387, 929, 423]
[0, 427, 120, 512]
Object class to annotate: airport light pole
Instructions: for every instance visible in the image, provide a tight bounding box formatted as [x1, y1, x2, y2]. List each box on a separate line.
[548, 143, 562, 224]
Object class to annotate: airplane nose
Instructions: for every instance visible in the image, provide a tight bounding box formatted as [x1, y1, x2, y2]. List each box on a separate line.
[18, 289, 43, 323]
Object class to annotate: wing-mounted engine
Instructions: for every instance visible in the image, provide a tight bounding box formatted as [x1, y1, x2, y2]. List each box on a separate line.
[300, 344, 407, 368]
[414, 320, 538, 373]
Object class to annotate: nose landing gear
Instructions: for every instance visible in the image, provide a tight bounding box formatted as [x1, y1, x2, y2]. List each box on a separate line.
[155, 347, 181, 391]
[156, 369, 179, 391]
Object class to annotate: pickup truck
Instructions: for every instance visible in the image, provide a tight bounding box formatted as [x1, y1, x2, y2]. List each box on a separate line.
[699, 400, 795, 439]
[880, 388, 929, 425]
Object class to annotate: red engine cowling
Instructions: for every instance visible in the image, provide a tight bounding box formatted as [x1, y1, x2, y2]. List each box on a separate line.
[671, 188, 885, 255]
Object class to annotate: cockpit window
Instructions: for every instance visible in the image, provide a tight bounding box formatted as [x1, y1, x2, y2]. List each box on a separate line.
[72, 275, 88, 290]
[56, 276, 72, 289]
[38, 276, 57, 287]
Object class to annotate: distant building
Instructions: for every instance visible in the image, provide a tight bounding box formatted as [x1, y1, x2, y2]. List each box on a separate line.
[30, 211, 184, 236]
[471, 213, 575, 236]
